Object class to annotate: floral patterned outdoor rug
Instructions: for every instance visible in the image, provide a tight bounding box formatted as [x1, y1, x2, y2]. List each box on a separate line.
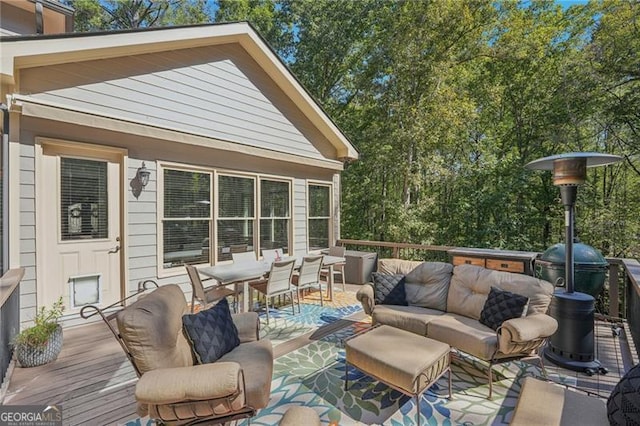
[258, 289, 363, 346]
[241, 320, 574, 426]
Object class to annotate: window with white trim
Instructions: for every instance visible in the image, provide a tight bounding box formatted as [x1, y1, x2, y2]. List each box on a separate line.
[260, 179, 290, 255]
[217, 174, 255, 262]
[308, 183, 332, 251]
[161, 168, 211, 269]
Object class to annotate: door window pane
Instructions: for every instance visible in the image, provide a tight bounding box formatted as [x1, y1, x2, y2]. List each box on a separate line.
[260, 179, 290, 254]
[162, 169, 211, 268]
[218, 175, 255, 261]
[61, 158, 108, 240]
[308, 184, 331, 251]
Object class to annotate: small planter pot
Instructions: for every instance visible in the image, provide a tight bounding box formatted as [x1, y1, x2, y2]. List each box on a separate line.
[15, 325, 63, 368]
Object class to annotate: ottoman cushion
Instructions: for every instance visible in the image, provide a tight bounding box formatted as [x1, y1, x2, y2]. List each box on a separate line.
[279, 406, 321, 426]
[346, 325, 450, 394]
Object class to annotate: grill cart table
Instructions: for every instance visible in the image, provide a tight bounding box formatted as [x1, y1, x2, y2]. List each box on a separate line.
[344, 325, 451, 426]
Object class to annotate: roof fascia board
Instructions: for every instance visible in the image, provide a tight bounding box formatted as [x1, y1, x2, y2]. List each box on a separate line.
[13, 95, 344, 171]
[1, 24, 248, 78]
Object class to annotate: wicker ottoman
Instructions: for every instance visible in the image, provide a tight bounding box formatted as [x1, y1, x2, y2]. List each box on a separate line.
[344, 325, 451, 426]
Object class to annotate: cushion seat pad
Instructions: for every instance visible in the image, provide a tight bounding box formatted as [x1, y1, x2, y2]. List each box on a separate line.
[218, 338, 273, 409]
[345, 325, 450, 395]
[373, 305, 445, 336]
[511, 377, 607, 426]
[427, 313, 498, 360]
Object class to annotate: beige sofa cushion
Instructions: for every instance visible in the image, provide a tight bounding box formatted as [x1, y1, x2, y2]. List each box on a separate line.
[447, 264, 554, 320]
[117, 284, 194, 374]
[373, 305, 445, 336]
[404, 262, 453, 311]
[427, 313, 497, 360]
[377, 258, 422, 275]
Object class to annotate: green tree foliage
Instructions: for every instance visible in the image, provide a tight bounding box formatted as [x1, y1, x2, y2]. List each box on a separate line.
[215, 0, 293, 56]
[65, 0, 211, 30]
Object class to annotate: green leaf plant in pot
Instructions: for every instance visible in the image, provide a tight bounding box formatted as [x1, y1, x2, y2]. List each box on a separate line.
[14, 297, 65, 367]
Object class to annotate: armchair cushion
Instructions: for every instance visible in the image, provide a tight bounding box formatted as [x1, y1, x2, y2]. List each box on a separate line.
[232, 312, 260, 343]
[480, 287, 529, 330]
[371, 272, 407, 305]
[183, 298, 240, 364]
[135, 362, 243, 405]
[116, 284, 193, 374]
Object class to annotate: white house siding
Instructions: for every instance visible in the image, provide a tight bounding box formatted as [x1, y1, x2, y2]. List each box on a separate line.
[333, 172, 341, 242]
[18, 143, 36, 327]
[293, 178, 308, 254]
[18, 43, 337, 161]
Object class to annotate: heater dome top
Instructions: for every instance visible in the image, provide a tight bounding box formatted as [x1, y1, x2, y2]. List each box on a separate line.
[525, 152, 622, 171]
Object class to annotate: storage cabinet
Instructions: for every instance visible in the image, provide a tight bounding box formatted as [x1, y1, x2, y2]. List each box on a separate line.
[448, 248, 538, 276]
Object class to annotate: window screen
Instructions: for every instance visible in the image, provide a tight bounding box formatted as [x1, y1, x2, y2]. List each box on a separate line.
[218, 175, 255, 261]
[162, 169, 211, 268]
[308, 184, 331, 251]
[60, 158, 108, 240]
[260, 179, 290, 254]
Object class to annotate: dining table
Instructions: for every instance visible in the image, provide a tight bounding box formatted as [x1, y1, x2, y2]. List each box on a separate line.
[199, 254, 346, 312]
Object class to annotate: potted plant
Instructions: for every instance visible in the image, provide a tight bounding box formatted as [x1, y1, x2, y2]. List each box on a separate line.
[14, 297, 65, 367]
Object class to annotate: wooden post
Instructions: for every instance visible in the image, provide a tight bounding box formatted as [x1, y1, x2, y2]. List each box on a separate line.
[609, 263, 620, 318]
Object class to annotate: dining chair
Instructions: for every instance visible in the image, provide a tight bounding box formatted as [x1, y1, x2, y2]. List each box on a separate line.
[262, 248, 284, 262]
[230, 244, 248, 253]
[291, 255, 324, 310]
[185, 264, 238, 313]
[321, 245, 346, 292]
[232, 251, 257, 263]
[249, 259, 296, 324]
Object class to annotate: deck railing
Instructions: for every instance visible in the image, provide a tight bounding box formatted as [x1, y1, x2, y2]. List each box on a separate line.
[337, 239, 640, 356]
[0, 268, 24, 393]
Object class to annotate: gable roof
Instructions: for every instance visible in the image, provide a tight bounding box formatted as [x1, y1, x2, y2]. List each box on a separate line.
[0, 22, 358, 162]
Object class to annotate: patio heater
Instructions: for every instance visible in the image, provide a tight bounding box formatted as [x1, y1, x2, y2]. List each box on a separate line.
[525, 152, 622, 374]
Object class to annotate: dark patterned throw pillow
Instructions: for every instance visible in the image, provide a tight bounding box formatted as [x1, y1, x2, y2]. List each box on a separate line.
[479, 286, 529, 331]
[372, 272, 408, 306]
[182, 298, 240, 364]
[608, 363, 640, 425]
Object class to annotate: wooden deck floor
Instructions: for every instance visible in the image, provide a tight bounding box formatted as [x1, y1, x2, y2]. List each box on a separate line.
[2, 321, 139, 425]
[2, 291, 636, 425]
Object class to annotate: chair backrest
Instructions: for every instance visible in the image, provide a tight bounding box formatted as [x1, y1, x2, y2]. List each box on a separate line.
[267, 259, 295, 294]
[297, 255, 324, 287]
[230, 244, 248, 253]
[232, 251, 257, 263]
[328, 246, 346, 257]
[185, 264, 206, 302]
[116, 284, 194, 375]
[262, 248, 284, 261]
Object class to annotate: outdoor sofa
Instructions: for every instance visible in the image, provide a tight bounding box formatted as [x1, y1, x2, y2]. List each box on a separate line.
[356, 258, 558, 398]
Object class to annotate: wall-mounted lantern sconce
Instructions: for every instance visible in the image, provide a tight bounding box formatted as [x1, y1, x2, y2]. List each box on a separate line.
[131, 161, 151, 199]
[136, 162, 151, 188]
